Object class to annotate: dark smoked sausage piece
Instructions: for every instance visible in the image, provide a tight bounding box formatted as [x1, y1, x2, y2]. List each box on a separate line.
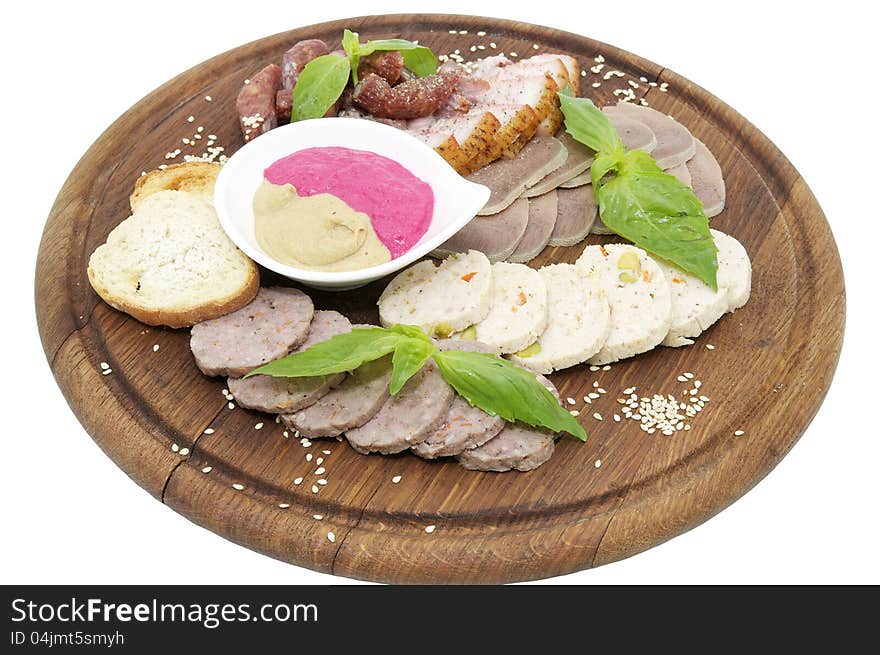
[357, 50, 404, 85]
[352, 62, 463, 120]
[282, 39, 330, 89]
[236, 64, 282, 142]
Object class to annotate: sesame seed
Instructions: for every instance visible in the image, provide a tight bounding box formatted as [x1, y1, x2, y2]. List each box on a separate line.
[227, 402, 235, 410]
[171, 443, 179, 452]
[593, 381, 600, 388]
[597, 388, 606, 394]
[613, 414, 621, 422]
[425, 525, 436, 534]
[317, 479, 327, 486]
[187, 115, 194, 122]
[588, 392, 600, 399]
[254, 422, 264, 430]
[590, 365, 600, 371]
[678, 376, 688, 382]
[706, 344, 716, 350]
[392, 475, 402, 484]
[566, 397, 576, 405]
[327, 531, 335, 543]
[595, 54, 605, 63]
[570, 410, 580, 417]
[96, 362, 107, 371]
[469, 45, 477, 52]
[489, 42, 496, 48]
[684, 372, 694, 379]
[315, 467, 326, 475]
[278, 503, 290, 509]
[306, 453, 313, 462]
[311, 485, 319, 494]
[313, 514, 323, 520]
[102, 368, 113, 375]
[282, 430, 289, 438]
[458, 30, 468, 35]
[734, 430, 745, 436]
[294, 477, 303, 485]
[232, 483, 244, 491]
[179, 447, 190, 456]
[591, 81, 601, 88]
[322, 449, 331, 455]
[509, 51, 517, 57]
[448, 29, 456, 34]
[477, 30, 486, 36]
[201, 466, 212, 474]
[152, 344, 159, 352]
[532, 43, 540, 49]
[594, 459, 602, 468]
[593, 412, 603, 421]
[204, 95, 212, 101]
[316, 457, 324, 465]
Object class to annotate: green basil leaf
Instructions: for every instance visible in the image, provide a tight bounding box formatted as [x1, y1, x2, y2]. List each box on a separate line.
[359, 38, 438, 78]
[558, 93, 623, 154]
[433, 350, 587, 441]
[389, 323, 432, 343]
[245, 327, 401, 378]
[390, 338, 437, 395]
[595, 149, 718, 289]
[342, 29, 361, 85]
[290, 54, 351, 122]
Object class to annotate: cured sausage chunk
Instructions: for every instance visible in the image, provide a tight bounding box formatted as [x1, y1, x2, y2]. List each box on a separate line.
[236, 64, 282, 142]
[226, 310, 351, 413]
[358, 50, 404, 85]
[352, 63, 463, 120]
[190, 287, 314, 377]
[345, 360, 454, 454]
[281, 39, 330, 89]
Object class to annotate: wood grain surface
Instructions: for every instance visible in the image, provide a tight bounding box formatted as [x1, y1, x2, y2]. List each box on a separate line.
[35, 14, 845, 583]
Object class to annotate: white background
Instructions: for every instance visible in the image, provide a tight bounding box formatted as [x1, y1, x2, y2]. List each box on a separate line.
[1, 1, 877, 584]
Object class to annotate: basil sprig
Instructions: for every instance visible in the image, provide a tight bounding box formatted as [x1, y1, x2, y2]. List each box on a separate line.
[558, 92, 718, 289]
[288, 29, 438, 122]
[342, 29, 437, 85]
[246, 324, 586, 441]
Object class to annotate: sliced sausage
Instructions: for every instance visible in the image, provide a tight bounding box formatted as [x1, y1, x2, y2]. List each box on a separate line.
[276, 89, 292, 124]
[236, 64, 282, 142]
[190, 287, 314, 377]
[345, 360, 454, 454]
[281, 39, 330, 89]
[352, 62, 463, 120]
[282, 355, 392, 438]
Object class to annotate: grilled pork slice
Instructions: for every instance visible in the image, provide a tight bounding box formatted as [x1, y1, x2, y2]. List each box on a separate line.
[432, 198, 530, 262]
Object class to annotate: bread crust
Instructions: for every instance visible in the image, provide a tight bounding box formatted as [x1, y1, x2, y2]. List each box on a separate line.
[89, 161, 259, 328]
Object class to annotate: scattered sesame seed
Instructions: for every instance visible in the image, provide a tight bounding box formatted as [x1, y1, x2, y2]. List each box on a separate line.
[315, 467, 326, 475]
[306, 453, 313, 462]
[684, 425, 691, 431]
[593, 381, 600, 388]
[317, 479, 327, 486]
[570, 410, 580, 417]
[179, 447, 190, 456]
[594, 459, 602, 468]
[509, 51, 518, 57]
[313, 514, 323, 520]
[204, 95, 212, 101]
[678, 376, 688, 382]
[311, 485, 319, 494]
[232, 483, 244, 491]
[590, 365, 600, 372]
[588, 392, 600, 399]
[684, 372, 694, 379]
[171, 443, 179, 452]
[316, 457, 324, 465]
[201, 466, 212, 474]
[477, 30, 486, 36]
[425, 525, 436, 534]
[566, 397, 576, 405]
[322, 449, 331, 455]
[254, 422, 264, 430]
[593, 412, 603, 421]
[448, 29, 457, 34]
[102, 368, 113, 375]
[282, 430, 289, 438]
[152, 344, 159, 352]
[279, 503, 290, 509]
[327, 531, 336, 543]
[706, 344, 715, 350]
[597, 388, 606, 394]
[591, 81, 601, 88]
[532, 43, 540, 50]
[227, 402, 235, 410]
[594, 54, 605, 63]
[489, 42, 496, 48]
[187, 115, 194, 122]
[392, 475, 402, 484]
[614, 414, 621, 422]
[294, 477, 303, 485]
[734, 430, 745, 436]
[458, 30, 468, 35]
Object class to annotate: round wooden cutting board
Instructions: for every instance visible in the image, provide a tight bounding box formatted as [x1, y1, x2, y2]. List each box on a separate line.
[35, 14, 845, 583]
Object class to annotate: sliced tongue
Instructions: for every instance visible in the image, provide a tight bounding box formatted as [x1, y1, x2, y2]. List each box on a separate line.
[468, 136, 567, 215]
[508, 191, 558, 263]
[521, 132, 595, 197]
[665, 162, 692, 186]
[603, 102, 696, 169]
[548, 185, 598, 246]
[687, 139, 726, 217]
[432, 198, 530, 262]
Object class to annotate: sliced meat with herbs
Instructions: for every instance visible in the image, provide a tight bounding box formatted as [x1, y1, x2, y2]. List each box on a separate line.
[236, 64, 282, 142]
[282, 355, 393, 438]
[345, 360, 455, 454]
[190, 286, 314, 377]
[432, 198, 530, 262]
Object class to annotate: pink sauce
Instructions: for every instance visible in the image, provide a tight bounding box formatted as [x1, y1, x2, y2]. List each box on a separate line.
[264, 146, 434, 259]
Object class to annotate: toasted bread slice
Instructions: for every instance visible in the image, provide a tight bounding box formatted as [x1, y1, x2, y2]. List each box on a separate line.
[88, 162, 259, 328]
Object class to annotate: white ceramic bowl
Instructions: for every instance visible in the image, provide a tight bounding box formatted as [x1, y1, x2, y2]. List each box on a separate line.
[213, 117, 490, 290]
